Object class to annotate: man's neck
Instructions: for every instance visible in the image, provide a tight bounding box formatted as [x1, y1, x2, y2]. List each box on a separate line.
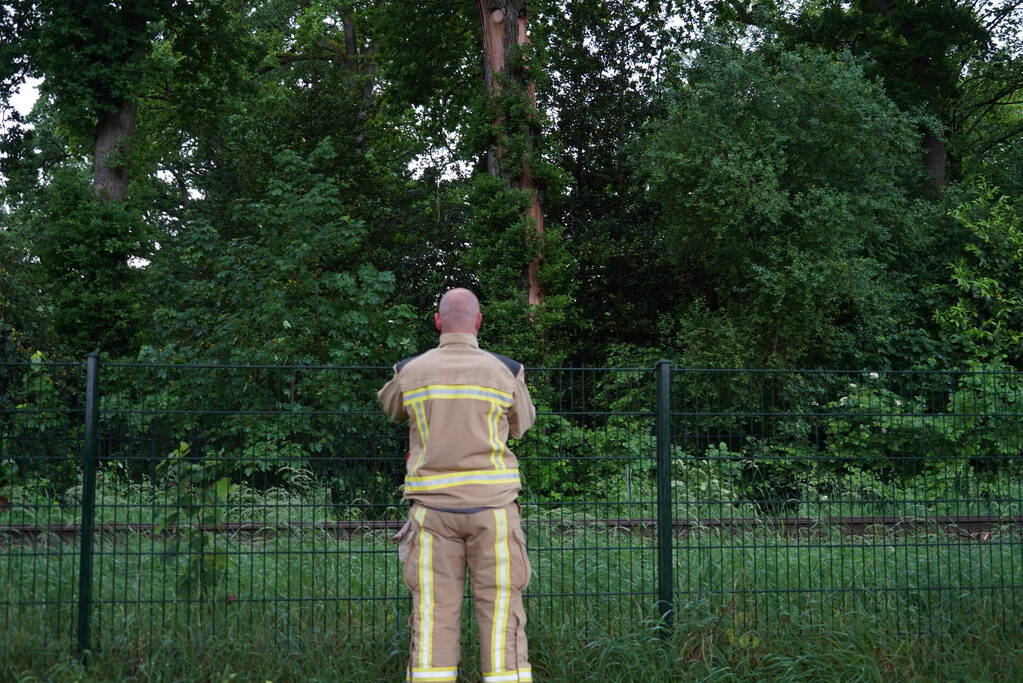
[438, 332, 479, 348]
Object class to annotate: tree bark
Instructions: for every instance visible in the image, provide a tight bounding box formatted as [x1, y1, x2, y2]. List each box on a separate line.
[476, 0, 544, 305]
[921, 130, 946, 187]
[92, 98, 137, 202]
[912, 54, 946, 188]
[869, 0, 948, 189]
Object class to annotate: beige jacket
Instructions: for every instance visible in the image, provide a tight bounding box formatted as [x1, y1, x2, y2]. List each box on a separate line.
[378, 333, 536, 508]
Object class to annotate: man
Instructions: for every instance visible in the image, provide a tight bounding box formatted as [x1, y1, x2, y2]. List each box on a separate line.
[378, 288, 536, 683]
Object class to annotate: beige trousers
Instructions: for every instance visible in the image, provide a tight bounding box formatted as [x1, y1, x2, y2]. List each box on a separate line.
[397, 502, 532, 683]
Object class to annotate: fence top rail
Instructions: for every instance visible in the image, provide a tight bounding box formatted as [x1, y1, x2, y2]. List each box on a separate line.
[3, 361, 655, 372]
[4, 360, 1022, 376]
[671, 367, 1023, 376]
[0, 361, 84, 368]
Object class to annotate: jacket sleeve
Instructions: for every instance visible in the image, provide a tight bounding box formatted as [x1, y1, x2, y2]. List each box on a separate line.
[377, 368, 407, 423]
[507, 365, 536, 439]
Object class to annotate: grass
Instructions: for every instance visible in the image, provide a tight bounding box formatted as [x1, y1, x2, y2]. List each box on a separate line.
[4, 607, 1023, 681]
[2, 522, 1021, 681]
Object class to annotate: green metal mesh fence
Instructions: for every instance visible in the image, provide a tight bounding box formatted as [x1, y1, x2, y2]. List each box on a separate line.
[1, 360, 1021, 657]
[672, 368, 1023, 634]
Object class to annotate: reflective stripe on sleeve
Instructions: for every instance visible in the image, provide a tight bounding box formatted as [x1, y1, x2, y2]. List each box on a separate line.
[409, 402, 430, 476]
[487, 401, 506, 469]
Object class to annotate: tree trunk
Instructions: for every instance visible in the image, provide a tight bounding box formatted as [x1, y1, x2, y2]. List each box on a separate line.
[476, 0, 544, 306]
[92, 98, 137, 202]
[913, 55, 946, 189]
[922, 130, 946, 187]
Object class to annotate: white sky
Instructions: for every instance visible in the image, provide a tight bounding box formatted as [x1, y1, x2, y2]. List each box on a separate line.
[7, 77, 41, 120]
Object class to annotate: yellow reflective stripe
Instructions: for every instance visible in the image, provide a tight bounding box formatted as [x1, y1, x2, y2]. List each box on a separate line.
[403, 384, 513, 407]
[406, 468, 519, 483]
[487, 401, 500, 469]
[414, 507, 433, 669]
[410, 402, 429, 476]
[405, 469, 520, 492]
[491, 509, 511, 673]
[403, 383, 513, 398]
[493, 402, 507, 468]
[483, 671, 532, 683]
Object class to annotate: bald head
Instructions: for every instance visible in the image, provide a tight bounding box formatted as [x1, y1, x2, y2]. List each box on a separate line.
[435, 288, 482, 334]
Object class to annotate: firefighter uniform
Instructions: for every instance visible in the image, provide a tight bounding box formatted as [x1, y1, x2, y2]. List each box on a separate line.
[379, 332, 536, 683]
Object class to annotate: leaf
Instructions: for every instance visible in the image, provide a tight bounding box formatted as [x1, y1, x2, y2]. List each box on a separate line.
[737, 632, 762, 648]
[154, 510, 179, 535]
[214, 477, 232, 502]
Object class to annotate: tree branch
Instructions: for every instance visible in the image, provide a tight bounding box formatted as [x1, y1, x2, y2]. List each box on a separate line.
[721, 0, 762, 26]
[866, 0, 895, 16]
[972, 121, 1023, 158]
[984, 0, 1023, 32]
[255, 49, 340, 74]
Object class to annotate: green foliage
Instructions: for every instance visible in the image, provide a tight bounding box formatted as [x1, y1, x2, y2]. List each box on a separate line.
[944, 361, 1023, 460]
[517, 416, 655, 504]
[646, 42, 944, 369]
[15, 168, 147, 356]
[9, 353, 69, 436]
[937, 185, 1023, 365]
[672, 443, 757, 518]
[455, 174, 578, 367]
[143, 139, 416, 365]
[821, 377, 945, 471]
[0, 225, 43, 361]
[0, 0, 1019, 373]
[1, 356, 79, 490]
[154, 442, 237, 600]
[0, 0, 250, 145]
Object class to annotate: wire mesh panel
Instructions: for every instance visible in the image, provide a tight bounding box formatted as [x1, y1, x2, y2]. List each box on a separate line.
[89, 363, 406, 648]
[4, 361, 1022, 659]
[0, 361, 87, 652]
[671, 368, 1023, 635]
[519, 368, 658, 637]
[1, 362, 662, 655]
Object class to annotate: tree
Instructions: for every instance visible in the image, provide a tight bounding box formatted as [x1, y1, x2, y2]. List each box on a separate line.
[530, 0, 686, 360]
[142, 140, 416, 365]
[715, 0, 1023, 190]
[0, 0, 251, 355]
[1, 1, 238, 201]
[645, 43, 947, 368]
[475, 0, 545, 305]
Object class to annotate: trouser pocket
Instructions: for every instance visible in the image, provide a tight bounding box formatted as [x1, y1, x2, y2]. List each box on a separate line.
[400, 510, 424, 590]
[511, 525, 532, 590]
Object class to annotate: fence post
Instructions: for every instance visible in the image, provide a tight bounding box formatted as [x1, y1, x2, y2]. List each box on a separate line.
[655, 359, 674, 630]
[77, 353, 100, 659]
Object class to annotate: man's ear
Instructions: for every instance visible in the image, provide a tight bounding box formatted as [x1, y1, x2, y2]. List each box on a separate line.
[474, 313, 482, 333]
[434, 312, 443, 332]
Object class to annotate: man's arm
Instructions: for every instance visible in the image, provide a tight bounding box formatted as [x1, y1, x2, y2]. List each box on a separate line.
[377, 369, 407, 423]
[507, 365, 536, 439]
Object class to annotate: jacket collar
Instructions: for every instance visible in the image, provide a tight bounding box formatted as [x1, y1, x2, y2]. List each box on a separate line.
[438, 333, 479, 348]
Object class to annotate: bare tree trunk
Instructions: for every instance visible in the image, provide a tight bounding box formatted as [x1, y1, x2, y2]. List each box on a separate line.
[92, 98, 137, 202]
[476, 0, 544, 305]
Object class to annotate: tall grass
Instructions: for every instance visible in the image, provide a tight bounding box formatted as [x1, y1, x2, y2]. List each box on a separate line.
[4, 606, 1023, 681]
[2, 524, 1021, 681]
